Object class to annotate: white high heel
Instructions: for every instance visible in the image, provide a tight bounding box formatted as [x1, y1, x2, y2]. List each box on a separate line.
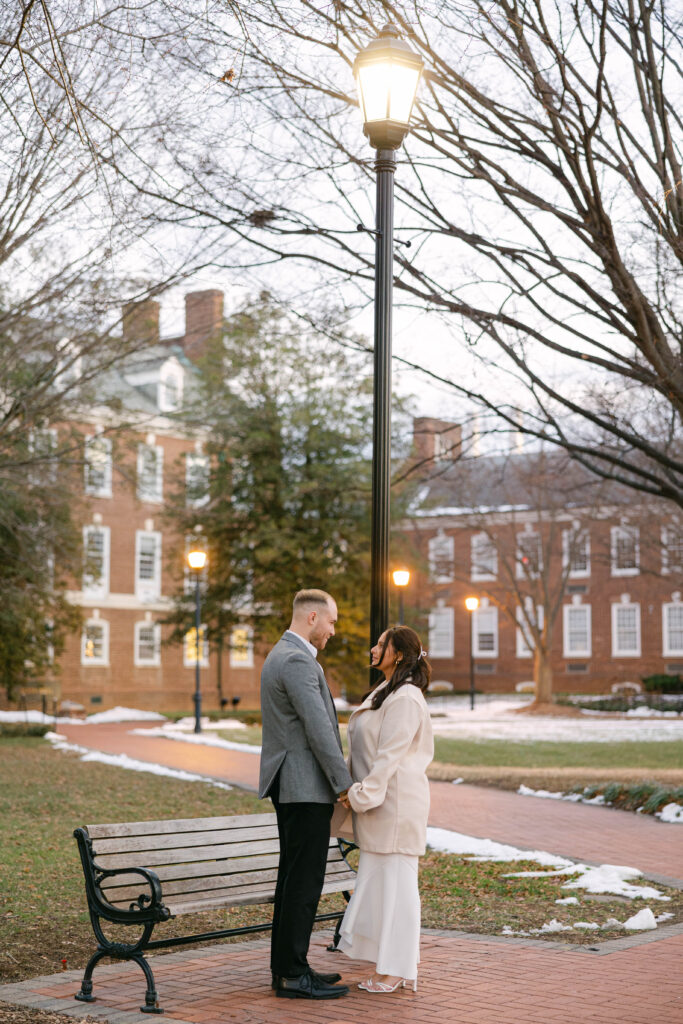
[402, 978, 418, 992]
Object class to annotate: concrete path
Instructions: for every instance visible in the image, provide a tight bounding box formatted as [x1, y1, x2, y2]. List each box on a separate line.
[5, 719, 676, 1024]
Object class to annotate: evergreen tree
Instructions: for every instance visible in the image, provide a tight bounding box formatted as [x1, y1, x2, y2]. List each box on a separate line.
[167, 294, 411, 699]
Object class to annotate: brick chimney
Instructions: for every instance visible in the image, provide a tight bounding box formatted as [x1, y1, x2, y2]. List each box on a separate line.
[183, 290, 224, 360]
[122, 299, 160, 346]
[413, 417, 462, 464]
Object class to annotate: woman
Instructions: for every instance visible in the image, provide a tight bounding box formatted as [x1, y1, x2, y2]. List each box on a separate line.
[336, 625, 433, 994]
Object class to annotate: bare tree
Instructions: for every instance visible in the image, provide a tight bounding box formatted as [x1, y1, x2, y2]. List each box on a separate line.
[148, 0, 682, 507]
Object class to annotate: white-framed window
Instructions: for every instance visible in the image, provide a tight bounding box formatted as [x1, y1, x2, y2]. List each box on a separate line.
[662, 525, 683, 576]
[663, 598, 683, 657]
[184, 625, 209, 667]
[428, 531, 454, 583]
[82, 525, 110, 598]
[612, 599, 641, 657]
[186, 452, 209, 508]
[471, 532, 497, 581]
[563, 599, 591, 657]
[230, 625, 254, 668]
[134, 620, 161, 666]
[137, 443, 163, 502]
[516, 529, 542, 579]
[562, 527, 590, 578]
[611, 525, 639, 576]
[84, 435, 112, 497]
[428, 603, 454, 658]
[29, 427, 58, 484]
[473, 600, 498, 657]
[81, 617, 109, 666]
[135, 530, 162, 601]
[516, 602, 544, 658]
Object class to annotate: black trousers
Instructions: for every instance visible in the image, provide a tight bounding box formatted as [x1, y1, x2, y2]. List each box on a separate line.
[269, 773, 334, 978]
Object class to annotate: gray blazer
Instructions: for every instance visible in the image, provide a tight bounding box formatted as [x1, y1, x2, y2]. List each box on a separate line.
[258, 632, 353, 803]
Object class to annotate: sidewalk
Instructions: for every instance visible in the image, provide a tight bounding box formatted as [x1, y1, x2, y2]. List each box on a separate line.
[5, 720, 677, 1024]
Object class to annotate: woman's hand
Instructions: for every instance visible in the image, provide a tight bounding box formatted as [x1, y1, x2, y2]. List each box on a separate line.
[337, 790, 351, 810]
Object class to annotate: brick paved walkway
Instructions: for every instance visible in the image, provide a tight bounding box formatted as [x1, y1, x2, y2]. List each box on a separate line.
[2, 929, 682, 1024]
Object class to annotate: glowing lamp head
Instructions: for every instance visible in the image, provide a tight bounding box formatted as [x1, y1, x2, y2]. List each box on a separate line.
[465, 596, 480, 612]
[353, 23, 424, 150]
[392, 569, 410, 587]
[188, 547, 207, 572]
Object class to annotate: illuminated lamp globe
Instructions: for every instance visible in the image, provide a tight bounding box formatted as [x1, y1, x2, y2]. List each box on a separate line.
[353, 23, 424, 150]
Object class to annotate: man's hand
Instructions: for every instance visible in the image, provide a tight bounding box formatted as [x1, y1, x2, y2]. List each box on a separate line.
[337, 789, 351, 810]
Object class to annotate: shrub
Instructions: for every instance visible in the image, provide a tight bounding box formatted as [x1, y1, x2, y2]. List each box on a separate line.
[642, 673, 683, 694]
[0, 723, 50, 737]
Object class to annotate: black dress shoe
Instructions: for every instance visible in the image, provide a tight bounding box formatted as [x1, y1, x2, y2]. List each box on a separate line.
[272, 969, 342, 989]
[276, 971, 348, 999]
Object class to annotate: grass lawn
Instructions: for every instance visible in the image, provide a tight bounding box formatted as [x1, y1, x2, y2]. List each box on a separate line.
[432, 736, 683, 769]
[2, 736, 682, 991]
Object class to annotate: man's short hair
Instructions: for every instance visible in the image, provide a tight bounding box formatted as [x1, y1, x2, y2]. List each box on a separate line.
[293, 588, 333, 612]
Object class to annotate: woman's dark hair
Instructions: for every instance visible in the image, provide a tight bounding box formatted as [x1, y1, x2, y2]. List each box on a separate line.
[365, 625, 431, 710]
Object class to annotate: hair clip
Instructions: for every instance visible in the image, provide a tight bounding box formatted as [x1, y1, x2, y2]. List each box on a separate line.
[419, 649, 427, 659]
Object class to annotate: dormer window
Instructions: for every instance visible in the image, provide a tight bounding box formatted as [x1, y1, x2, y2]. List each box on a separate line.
[158, 359, 184, 412]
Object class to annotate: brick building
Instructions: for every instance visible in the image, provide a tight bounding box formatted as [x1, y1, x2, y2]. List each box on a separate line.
[57, 291, 263, 713]
[403, 419, 683, 695]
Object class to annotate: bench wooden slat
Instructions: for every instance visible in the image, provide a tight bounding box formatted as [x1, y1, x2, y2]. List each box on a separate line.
[161, 875, 355, 917]
[93, 838, 282, 870]
[92, 824, 279, 856]
[85, 813, 278, 840]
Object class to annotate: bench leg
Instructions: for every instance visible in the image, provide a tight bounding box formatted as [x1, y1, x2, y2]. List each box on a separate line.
[326, 891, 351, 952]
[75, 944, 163, 1013]
[75, 948, 107, 1003]
[133, 952, 164, 1014]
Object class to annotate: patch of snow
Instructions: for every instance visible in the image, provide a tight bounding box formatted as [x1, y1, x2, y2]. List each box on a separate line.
[625, 706, 679, 718]
[573, 922, 599, 930]
[536, 919, 573, 933]
[562, 865, 670, 902]
[656, 802, 683, 824]
[429, 700, 683, 742]
[601, 917, 623, 930]
[518, 784, 583, 802]
[655, 912, 674, 924]
[452, 777, 464, 785]
[167, 717, 248, 731]
[555, 897, 579, 905]
[45, 733, 232, 790]
[623, 908, 657, 931]
[86, 707, 166, 724]
[131, 726, 261, 754]
[0, 710, 83, 725]
[426, 828, 574, 868]
[500, 925, 530, 936]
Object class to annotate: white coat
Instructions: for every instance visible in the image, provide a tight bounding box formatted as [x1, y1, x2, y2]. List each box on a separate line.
[346, 680, 434, 855]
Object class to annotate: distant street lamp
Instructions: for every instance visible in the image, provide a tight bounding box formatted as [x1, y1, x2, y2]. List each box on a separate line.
[354, 24, 424, 656]
[465, 596, 480, 711]
[187, 541, 208, 734]
[392, 568, 411, 624]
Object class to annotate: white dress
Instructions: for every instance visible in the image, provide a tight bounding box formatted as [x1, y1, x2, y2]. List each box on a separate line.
[337, 849, 421, 979]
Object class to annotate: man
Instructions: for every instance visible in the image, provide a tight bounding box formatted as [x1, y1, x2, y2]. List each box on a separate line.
[259, 589, 353, 1000]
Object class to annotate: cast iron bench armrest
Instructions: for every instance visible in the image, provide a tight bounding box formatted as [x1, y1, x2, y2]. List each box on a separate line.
[93, 865, 170, 925]
[73, 826, 170, 925]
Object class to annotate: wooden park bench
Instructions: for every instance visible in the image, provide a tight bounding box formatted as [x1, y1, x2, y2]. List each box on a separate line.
[73, 811, 356, 1013]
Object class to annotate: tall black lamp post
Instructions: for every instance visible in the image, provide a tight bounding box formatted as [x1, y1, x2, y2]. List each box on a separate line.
[392, 568, 410, 625]
[465, 596, 479, 711]
[354, 24, 423, 654]
[187, 541, 208, 734]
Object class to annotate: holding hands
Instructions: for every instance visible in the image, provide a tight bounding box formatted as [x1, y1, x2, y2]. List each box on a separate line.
[338, 789, 351, 810]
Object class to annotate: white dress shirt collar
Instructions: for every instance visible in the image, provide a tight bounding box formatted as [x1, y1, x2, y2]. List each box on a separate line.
[285, 628, 318, 659]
